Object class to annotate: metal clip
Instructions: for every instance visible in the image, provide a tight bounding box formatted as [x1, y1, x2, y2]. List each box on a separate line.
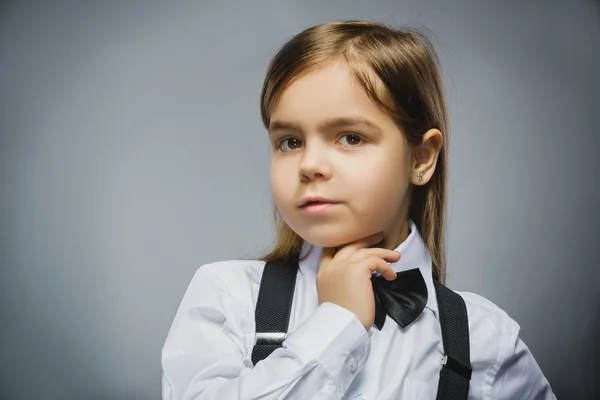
[255, 332, 287, 346]
[440, 354, 472, 380]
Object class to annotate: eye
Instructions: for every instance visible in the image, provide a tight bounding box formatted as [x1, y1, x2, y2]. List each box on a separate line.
[277, 137, 303, 152]
[338, 133, 363, 147]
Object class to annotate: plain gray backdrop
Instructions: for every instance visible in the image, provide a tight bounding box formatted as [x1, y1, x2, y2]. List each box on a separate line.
[1, 1, 599, 399]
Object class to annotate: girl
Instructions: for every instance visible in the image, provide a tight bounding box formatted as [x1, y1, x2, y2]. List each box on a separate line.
[162, 21, 556, 399]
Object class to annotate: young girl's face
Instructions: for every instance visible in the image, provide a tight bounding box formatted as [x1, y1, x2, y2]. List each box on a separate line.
[268, 61, 413, 249]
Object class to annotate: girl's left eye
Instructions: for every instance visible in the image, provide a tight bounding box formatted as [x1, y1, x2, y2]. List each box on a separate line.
[338, 134, 363, 146]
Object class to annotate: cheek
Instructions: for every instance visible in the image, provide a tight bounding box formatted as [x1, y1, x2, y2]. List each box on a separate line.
[270, 162, 294, 203]
[270, 169, 283, 202]
[346, 155, 409, 210]
[349, 155, 405, 192]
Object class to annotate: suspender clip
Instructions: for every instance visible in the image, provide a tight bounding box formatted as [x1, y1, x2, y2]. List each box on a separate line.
[441, 354, 472, 380]
[255, 332, 287, 346]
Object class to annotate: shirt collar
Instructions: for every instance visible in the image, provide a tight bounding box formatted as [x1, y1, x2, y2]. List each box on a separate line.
[299, 219, 438, 313]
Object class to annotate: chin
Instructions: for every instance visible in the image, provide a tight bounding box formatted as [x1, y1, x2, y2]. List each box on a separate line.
[285, 215, 382, 248]
[299, 229, 366, 249]
[303, 237, 346, 248]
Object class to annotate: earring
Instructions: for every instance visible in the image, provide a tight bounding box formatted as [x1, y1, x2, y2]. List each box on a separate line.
[417, 173, 423, 182]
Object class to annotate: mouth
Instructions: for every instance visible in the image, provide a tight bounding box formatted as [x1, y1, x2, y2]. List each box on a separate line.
[298, 197, 339, 208]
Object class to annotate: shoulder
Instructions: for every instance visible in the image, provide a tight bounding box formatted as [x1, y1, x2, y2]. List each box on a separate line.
[451, 290, 556, 398]
[189, 258, 267, 299]
[163, 259, 269, 366]
[455, 290, 517, 330]
[453, 290, 521, 376]
[193, 258, 267, 286]
[454, 289, 520, 342]
[184, 259, 268, 317]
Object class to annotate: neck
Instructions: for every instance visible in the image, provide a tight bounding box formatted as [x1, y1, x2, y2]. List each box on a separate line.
[375, 220, 410, 250]
[375, 201, 412, 250]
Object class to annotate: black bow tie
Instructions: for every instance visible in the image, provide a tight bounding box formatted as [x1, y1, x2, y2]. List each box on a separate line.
[371, 268, 428, 330]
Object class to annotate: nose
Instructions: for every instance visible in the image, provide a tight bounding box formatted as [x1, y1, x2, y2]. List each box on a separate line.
[298, 143, 333, 181]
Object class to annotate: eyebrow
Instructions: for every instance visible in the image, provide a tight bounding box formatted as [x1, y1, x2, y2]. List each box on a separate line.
[268, 117, 382, 134]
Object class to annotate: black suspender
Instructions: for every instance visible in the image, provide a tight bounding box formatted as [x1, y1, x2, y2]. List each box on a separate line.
[251, 259, 472, 399]
[251, 256, 299, 365]
[433, 280, 472, 400]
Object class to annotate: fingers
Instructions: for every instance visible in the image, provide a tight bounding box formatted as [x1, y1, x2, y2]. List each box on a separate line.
[368, 257, 398, 281]
[319, 232, 402, 278]
[355, 248, 400, 263]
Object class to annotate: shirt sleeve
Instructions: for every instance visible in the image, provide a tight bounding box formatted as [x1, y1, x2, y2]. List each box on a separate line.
[490, 317, 556, 400]
[161, 265, 371, 400]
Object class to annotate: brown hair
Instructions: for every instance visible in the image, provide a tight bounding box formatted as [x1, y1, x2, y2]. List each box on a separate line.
[257, 21, 449, 283]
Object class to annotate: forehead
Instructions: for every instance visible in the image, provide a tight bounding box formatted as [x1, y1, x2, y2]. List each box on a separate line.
[270, 62, 396, 130]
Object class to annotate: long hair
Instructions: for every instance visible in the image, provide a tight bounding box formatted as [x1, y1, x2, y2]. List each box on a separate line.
[257, 21, 449, 283]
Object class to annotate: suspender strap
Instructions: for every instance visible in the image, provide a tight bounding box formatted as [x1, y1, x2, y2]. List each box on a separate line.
[250, 256, 298, 366]
[250, 258, 472, 400]
[433, 280, 472, 400]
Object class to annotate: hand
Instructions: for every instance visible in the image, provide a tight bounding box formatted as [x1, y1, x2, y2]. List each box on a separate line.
[316, 232, 400, 331]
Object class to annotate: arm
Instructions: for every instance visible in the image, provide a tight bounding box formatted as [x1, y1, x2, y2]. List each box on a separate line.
[161, 265, 371, 400]
[490, 320, 556, 400]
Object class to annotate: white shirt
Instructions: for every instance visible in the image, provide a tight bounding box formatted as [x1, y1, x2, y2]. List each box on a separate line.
[162, 221, 556, 399]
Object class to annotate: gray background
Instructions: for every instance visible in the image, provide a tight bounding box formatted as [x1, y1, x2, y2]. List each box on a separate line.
[1, 1, 598, 399]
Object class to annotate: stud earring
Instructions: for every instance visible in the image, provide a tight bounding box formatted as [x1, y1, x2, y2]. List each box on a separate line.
[417, 173, 423, 182]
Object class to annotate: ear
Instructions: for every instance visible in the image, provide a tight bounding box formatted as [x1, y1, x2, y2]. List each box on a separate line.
[410, 128, 443, 185]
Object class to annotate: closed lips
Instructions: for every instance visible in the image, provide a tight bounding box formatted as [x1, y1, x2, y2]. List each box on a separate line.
[298, 197, 338, 207]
